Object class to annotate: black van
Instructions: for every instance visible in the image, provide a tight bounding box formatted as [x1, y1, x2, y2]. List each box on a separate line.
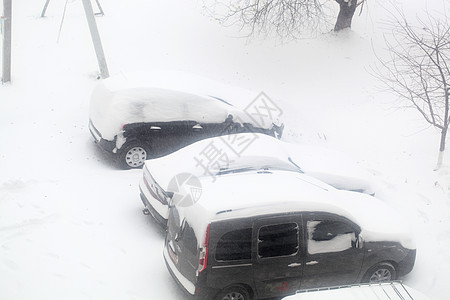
[163, 171, 416, 300]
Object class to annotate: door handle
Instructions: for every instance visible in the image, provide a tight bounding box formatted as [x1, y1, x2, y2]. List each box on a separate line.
[288, 263, 302, 267]
[306, 261, 319, 266]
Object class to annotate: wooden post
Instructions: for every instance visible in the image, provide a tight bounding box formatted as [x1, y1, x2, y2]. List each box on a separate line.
[81, 0, 109, 78]
[2, 0, 12, 83]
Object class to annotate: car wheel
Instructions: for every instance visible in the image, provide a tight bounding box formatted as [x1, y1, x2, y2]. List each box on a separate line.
[119, 143, 149, 169]
[215, 286, 250, 300]
[362, 262, 396, 284]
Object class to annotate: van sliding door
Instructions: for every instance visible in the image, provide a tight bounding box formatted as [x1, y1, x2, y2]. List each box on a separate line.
[253, 215, 303, 299]
[301, 212, 364, 288]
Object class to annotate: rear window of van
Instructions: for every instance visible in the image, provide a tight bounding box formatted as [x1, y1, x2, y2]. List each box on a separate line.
[215, 228, 252, 261]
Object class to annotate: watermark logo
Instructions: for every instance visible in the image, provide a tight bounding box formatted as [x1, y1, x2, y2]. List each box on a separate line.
[219, 128, 259, 156]
[192, 91, 283, 182]
[244, 92, 283, 128]
[194, 141, 230, 180]
[167, 173, 202, 207]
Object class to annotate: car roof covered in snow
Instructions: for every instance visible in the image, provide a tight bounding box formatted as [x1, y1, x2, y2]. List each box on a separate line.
[98, 70, 260, 108]
[175, 170, 413, 249]
[282, 282, 429, 300]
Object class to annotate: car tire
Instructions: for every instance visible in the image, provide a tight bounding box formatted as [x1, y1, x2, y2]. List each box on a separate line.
[362, 262, 396, 284]
[118, 143, 149, 169]
[214, 286, 251, 300]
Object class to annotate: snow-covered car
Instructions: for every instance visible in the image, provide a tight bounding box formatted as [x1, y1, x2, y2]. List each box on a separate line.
[283, 282, 429, 300]
[139, 133, 375, 227]
[163, 170, 416, 300]
[88, 71, 284, 169]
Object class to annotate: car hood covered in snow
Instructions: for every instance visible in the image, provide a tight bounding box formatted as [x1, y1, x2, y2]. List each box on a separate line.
[283, 143, 376, 195]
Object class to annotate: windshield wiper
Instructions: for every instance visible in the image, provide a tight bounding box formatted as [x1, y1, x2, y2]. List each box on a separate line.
[217, 166, 256, 175]
[288, 157, 304, 173]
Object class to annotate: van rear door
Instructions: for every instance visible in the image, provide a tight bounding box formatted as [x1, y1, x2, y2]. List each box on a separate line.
[207, 219, 254, 291]
[253, 214, 304, 299]
[165, 207, 199, 294]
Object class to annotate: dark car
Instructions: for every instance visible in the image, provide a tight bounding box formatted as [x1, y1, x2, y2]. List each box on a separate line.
[163, 170, 416, 300]
[88, 72, 283, 169]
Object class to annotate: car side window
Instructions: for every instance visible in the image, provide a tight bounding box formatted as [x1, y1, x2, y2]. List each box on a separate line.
[215, 228, 252, 261]
[307, 220, 356, 255]
[258, 223, 299, 258]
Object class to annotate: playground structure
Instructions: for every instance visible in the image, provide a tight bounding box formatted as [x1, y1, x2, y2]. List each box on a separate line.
[1, 0, 109, 83]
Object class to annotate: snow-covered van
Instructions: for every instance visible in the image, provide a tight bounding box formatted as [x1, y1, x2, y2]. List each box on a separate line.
[163, 170, 415, 300]
[89, 71, 284, 169]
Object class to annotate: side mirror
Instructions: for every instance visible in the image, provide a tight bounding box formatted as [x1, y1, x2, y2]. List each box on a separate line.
[356, 234, 364, 249]
[272, 123, 284, 139]
[167, 192, 175, 208]
[175, 218, 187, 242]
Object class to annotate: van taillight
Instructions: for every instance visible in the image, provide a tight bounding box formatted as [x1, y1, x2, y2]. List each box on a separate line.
[197, 224, 211, 274]
[198, 248, 208, 273]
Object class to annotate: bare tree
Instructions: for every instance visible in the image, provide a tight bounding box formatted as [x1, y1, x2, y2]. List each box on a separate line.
[205, 0, 366, 38]
[334, 0, 361, 31]
[374, 4, 450, 169]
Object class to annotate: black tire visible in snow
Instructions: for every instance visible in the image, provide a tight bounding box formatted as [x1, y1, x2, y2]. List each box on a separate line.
[118, 143, 149, 169]
[362, 262, 396, 284]
[214, 286, 251, 300]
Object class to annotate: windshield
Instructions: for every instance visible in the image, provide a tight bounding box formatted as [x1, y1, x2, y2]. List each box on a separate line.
[216, 156, 303, 176]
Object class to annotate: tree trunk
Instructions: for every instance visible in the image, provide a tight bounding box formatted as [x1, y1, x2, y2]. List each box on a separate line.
[334, 0, 358, 31]
[435, 127, 448, 170]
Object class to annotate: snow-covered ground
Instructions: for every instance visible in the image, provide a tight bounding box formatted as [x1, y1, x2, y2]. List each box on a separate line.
[0, 0, 449, 299]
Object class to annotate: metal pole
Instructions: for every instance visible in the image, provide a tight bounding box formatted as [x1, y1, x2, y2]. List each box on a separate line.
[81, 0, 109, 79]
[2, 0, 12, 83]
[94, 0, 104, 16]
[41, 0, 51, 18]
